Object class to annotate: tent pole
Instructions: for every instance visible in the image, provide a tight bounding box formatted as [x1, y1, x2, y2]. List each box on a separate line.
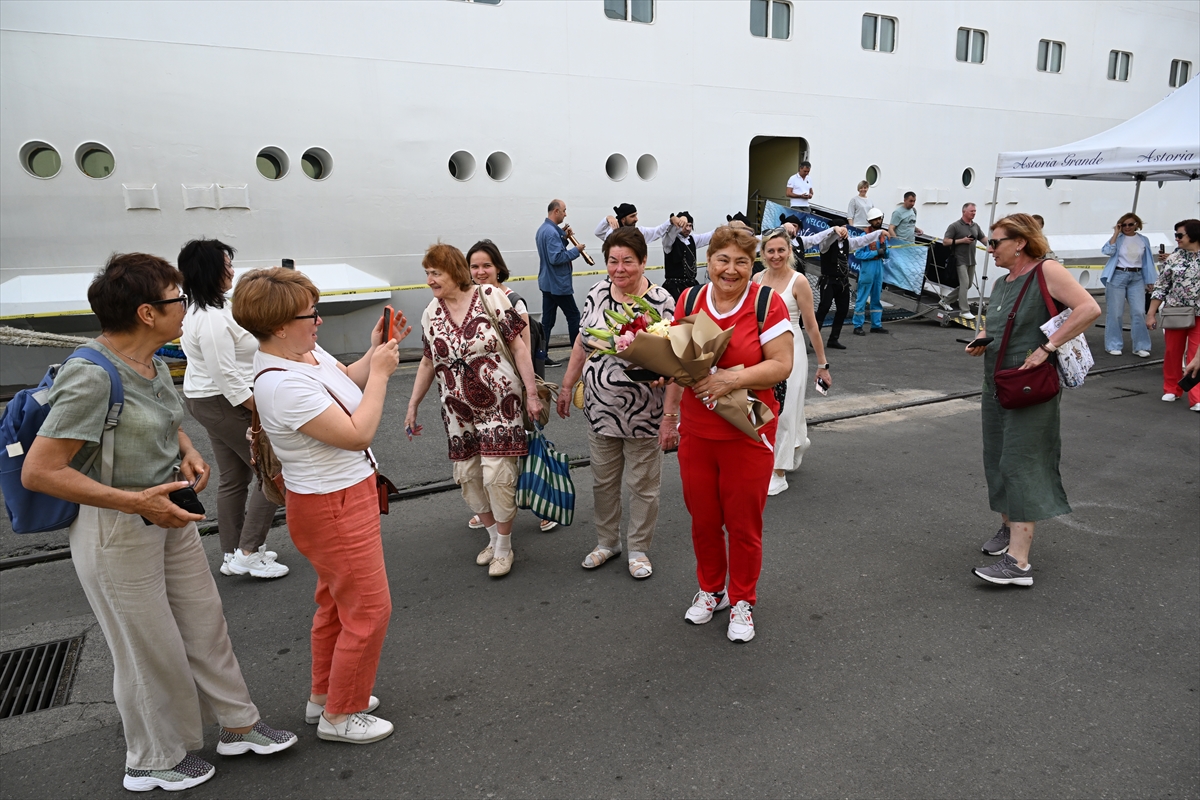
[1131, 177, 1143, 213]
[977, 176, 1001, 333]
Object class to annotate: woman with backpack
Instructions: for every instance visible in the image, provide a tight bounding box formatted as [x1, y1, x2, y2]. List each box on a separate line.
[22, 253, 296, 792]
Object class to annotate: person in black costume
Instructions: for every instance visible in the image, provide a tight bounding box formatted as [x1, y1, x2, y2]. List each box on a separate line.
[813, 216, 854, 350]
[661, 211, 715, 300]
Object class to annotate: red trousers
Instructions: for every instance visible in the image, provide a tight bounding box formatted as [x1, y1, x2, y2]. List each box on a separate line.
[678, 433, 774, 606]
[286, 477, 391, 715]
[1163, 324, 1200, 405]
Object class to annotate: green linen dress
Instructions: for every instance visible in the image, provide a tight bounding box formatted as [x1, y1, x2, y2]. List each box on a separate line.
[981, 268, 1071, 522]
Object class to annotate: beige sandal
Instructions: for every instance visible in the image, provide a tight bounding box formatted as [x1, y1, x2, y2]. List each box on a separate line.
[539, 519, 559, 532]
[582, 547, 620, 569]
[468, 515, 485, 530]
[628, 556, 653, 580]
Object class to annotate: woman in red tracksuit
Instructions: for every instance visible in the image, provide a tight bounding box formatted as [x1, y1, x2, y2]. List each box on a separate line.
[664, 225, 794, 643]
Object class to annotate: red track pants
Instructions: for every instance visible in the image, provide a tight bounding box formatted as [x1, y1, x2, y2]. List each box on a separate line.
[1163, 324, 1200, 406]
[678, 433, 774, 606]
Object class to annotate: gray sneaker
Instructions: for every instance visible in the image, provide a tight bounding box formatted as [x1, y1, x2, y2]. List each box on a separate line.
[973, 553, 1033, 586]
[123, 754, 215, 792]
[981, 525, 1011, 556]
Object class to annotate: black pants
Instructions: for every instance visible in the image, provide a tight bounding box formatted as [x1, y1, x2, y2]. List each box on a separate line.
[541, 291, 580, 357]
[815, 276, 850, 342]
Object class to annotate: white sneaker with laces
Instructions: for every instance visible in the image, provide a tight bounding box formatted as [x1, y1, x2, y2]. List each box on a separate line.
[305, 695, 380, 724]
[727, 601, 756, 643]
[684, 589, 729, 625]
[961, 311, 976, 320]
[1162, 393, 1179, 402]
[225, 548, 289, 579]
[317, 712, 394, 744]
[221, 547, 279, 575]
[767, 473, 789, 496]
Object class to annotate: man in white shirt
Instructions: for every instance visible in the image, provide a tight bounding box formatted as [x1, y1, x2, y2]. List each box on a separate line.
[593, 202, 684, 244]
[786, 162, 813, 209]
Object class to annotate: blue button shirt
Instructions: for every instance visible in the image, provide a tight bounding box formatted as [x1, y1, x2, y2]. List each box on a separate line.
[536, 218, 580, 295]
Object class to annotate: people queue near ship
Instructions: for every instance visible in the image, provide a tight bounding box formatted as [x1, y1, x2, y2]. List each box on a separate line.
[19, 173, 1200, 791]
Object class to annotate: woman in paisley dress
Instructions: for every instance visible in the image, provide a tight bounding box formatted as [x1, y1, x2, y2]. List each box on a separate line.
[555, 226, 678, 580]
[405, 243, 543, 577]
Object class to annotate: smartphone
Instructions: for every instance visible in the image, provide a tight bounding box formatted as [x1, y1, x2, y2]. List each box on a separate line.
[1159, 244, 1166, 255]
[814, 377, 830, 396]
[1179, 373, 1200, 393]
[382, 305, 396, 341]
[142, 483, 206, 526]
[958, 337, 994, 348]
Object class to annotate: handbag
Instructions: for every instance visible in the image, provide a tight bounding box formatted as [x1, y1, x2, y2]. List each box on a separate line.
[515, 424, 574, 525]
[1160, 305, 1197, 329]
[992, 262, 1061, 410]
[479, 286, 556, 427]
[1036, 269, 1094, 389]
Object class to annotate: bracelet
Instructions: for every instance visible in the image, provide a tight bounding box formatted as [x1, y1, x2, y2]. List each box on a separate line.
[663, 412, 679, 418]
[1039, 343, 1056, 355]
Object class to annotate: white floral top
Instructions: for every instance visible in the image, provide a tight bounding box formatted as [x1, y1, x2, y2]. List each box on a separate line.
[1151, 250, 1200, 311]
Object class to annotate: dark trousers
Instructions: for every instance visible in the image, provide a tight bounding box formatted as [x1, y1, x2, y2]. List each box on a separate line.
[541, 291, 580, 356]
[815, 277, 850, 342]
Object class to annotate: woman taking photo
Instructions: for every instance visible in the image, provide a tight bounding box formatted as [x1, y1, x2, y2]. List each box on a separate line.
[675, 226, 794, 642]
[234, 268, 406, 745]
[23, 253, 295, 792]
[556, 227, 677, 579]
[754, 227, 833, 496]
[466, 239, 556, 533]
[1146, 218, 1200, 410]
[406, 243, 542, 578]
[1100, 213, 1156, 357]
[965, 214, 1100, 586]
[179, 238, 287, 580]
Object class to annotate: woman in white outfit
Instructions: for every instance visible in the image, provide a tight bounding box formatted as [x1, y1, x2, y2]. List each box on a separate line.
[754, 227, 832, 496]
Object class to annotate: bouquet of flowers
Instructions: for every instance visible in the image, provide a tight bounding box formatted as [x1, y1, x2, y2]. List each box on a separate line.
[584, 295, 673, 355]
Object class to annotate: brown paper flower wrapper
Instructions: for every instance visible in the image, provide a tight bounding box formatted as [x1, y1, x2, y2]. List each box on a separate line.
[609, 310, 775, 442]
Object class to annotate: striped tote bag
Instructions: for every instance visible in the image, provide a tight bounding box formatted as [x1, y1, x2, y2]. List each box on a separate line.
[515, 425, 574, 526]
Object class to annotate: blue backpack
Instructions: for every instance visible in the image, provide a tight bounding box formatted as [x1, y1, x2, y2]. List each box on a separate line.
[0, 348, 124, 534]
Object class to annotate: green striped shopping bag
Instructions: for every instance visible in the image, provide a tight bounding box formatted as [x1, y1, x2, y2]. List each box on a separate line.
[515, 424, 574, 526]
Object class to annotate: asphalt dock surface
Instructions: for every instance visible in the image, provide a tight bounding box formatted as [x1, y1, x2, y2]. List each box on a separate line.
[1, 303, 1197, 799]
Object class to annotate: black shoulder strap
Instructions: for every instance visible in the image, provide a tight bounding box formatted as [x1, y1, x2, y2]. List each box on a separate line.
[681, 286, 700, 316]
[755, 284, 774, 334]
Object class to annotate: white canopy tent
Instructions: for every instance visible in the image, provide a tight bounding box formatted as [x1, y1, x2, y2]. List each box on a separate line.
[977, 79, 1200, 311]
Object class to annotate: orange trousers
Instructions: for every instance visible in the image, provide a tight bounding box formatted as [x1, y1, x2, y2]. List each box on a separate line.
[286, 477, 392, 715]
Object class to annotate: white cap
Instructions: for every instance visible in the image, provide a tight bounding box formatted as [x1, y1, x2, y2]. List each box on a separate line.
[867, 208, 884, 221]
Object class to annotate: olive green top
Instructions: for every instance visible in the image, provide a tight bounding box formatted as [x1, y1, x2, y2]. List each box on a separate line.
[984, 267, 1054, 384]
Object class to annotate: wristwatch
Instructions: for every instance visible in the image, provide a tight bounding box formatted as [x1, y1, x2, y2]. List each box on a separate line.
[816, 363, 830, 370]
[1040, 341, 1058, 354]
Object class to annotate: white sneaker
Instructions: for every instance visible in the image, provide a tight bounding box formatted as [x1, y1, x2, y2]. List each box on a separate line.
[305, 695, 380, 724]
[317, 712, 394, 744]
[1134, 350, 1151, 358]
[1162, 393, 1179, 402]
[684, 589, 729, 625]
[225, 548, 289, 579]
[220, 547, 279, 575]
[961, 311, 976, 320]
[727, 601, 756, 643]
[1191, 403, 1200, 412]
[767, 473, 789, 496]
[1106, 350, 1122, 356]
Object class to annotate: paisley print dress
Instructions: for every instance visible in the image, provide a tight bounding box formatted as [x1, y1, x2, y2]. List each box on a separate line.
[421, 286, 528, 461]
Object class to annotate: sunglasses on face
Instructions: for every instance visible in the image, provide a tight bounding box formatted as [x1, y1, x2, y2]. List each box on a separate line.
[987, 238, 1014, 248]
[294, 307, 321, 321]
[147, 293, 187, 307]
[1121, 222, 1138, 228]
[1175, 233, 1185, 239]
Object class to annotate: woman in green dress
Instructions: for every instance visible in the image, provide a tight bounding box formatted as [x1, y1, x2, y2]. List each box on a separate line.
[965, 213, 1100, 587]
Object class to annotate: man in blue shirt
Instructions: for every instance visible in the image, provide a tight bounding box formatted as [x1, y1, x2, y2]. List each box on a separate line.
[536, 199, 586, 366]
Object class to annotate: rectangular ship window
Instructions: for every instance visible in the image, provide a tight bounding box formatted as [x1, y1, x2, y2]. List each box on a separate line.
[956, 27, 987, 64]
[1108, 50, 1132, 82]
[1169, 59, 1191, 88]
[1037, 40, 1064, 73]
[605, 0, 653, 23]
[750, 0, 791, 40]
[862, 14, 896, 52]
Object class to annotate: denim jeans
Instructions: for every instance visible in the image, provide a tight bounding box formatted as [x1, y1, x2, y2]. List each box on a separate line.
[540, 292, 580, 358]
[1104, 270, 1151, 353]
[852, 260, 884, 328]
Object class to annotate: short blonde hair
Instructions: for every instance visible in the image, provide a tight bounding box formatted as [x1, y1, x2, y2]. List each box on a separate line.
[857, 180, 870, 191]
[991, 213, 1050, 260]
[232, 267, 320, 341]
[707, 225, 759, 262]
[422, 243, 472, 291]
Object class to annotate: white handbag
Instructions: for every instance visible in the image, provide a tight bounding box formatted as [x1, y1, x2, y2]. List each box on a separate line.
[1040, 308, 1093, 389]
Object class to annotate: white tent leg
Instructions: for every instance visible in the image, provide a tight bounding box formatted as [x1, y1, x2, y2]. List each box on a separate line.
[976, 177, 1001, 333]
[1131, 178, 1143, 213]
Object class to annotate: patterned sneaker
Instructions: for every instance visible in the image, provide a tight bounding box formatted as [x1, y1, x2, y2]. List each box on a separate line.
[123, 754, 215, 792]
[216, 721, 298, 756]
[973, 553, 1033, 586]
[727, 601, 755, 643]
[980, 524, 1011, 556]
[684, 589, 729, 625]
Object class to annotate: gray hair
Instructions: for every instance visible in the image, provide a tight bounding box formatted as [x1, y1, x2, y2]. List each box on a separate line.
[962, 202, 976, 211]
[547, 199, 564, 213]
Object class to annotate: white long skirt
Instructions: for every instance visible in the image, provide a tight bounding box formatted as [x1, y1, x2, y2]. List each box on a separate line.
[774, 322, 811, 472]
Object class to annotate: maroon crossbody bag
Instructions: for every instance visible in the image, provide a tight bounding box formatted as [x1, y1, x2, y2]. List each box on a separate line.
[992, 261, 1061, 410]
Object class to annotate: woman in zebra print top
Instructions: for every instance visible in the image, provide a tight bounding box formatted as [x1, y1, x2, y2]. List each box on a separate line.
[556, 227, 679, 580]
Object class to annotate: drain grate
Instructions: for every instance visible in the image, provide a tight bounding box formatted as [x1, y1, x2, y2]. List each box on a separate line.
[0, 637, 83, 718]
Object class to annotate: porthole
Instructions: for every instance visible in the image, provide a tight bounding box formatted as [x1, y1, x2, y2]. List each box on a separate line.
[75, 142, 114, 179]
[865, 164, 879, 185]
[485, 151, 512, 181]
[636, 154, 658, 181]
[962, 168, 974, 187]
[1045, 178, 1054, 188]
[448, 150, 476, 181]
[301, 148, 332, 180]
[19, 141, 61, 178]
[605, 153, 628, 181]
[256, 147, 289, 180]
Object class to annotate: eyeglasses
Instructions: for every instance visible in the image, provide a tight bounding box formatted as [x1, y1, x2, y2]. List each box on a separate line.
[294, 307, 321, 321]
[1121, 222, 1138, 228]
[987, 238, 1014, 248]
[147, 293, 187, 306]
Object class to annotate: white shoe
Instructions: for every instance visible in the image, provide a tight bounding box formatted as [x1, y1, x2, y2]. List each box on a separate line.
[316, 712, 394, 744]
[1134, 350, 1151, 358]
[1106, 350, 1122, 356]
[767, 474, 789, 496]
[1163, 393, 1179, 402]
[684, 589, 729, 625]
[221, 547, 280, 575]
[727, 601, 756, 643]
[961, 311, 976, 320]
[305, 695, 380, 724]
[225, 548, 289, 579]
[539, 518, 559, 532]
[1191, 403, 1200, 412]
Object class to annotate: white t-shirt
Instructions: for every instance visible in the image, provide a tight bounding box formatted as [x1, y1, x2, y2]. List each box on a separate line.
[181, 303, 258, 406]
[786, 174, 812, 208]
[252, 345, 376, 495]
[1117, 235, 1143, 269]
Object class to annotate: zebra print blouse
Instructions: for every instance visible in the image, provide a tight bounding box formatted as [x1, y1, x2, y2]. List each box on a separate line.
[579, 279, 676, 439]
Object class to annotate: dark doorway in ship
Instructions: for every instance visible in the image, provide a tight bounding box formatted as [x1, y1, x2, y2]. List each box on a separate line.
[747, 136, 808, 229]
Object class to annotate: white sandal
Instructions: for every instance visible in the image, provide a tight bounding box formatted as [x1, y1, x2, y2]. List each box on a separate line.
[468, 515, 485, 530]
[539, 519, 559, 532]
[628, 556, 653, 580]
[582, 547, 620, 569]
